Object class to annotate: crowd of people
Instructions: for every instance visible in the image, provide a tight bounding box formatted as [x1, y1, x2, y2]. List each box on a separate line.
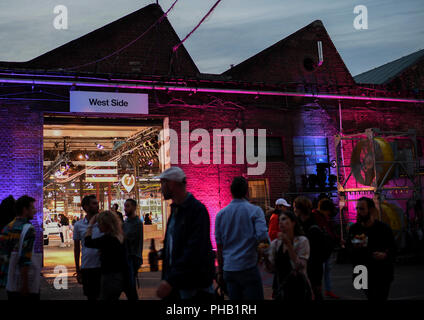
[0, 166, 397, 301]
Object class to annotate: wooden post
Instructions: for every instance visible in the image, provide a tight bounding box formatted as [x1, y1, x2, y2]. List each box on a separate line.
[108, 183, 112, 209]
[134, 152, 140, 217]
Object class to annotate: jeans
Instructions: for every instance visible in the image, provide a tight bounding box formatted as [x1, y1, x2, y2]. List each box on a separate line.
[99, 272, 124, 300]
[81, 268, 102, 300]
[123, 256, 141, 300]
[323, 252, 335, 291]
[223, 266, 264, 300]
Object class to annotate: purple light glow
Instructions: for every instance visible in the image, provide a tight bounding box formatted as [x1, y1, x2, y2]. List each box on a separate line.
[1, 76, 423, 104]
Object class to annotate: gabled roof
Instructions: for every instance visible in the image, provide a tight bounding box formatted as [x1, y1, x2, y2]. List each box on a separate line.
[222, 20, 355, 86]
[0, 4, 199, 76]
[354, 49, 424, 85]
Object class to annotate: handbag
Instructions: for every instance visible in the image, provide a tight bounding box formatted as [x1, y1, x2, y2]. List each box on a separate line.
[6, 223, 42, 293]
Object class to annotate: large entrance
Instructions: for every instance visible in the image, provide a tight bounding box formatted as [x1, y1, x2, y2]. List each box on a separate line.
[42, 114, 165, 268]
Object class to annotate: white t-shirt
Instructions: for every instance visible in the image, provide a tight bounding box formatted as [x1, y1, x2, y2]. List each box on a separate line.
[73, 217, 103, 269]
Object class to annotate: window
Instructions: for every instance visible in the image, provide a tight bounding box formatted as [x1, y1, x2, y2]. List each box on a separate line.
[254, 136, 284, 162]
[248, 179, 270, 214]
[293, 136, 329, 188]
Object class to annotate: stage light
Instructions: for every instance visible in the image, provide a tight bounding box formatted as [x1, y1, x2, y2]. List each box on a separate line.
[96, 143, 104, 150]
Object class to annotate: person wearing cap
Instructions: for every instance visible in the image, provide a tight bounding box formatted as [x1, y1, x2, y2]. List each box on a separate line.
[156, 167, 215, 301]
[268, 199, 291, 242]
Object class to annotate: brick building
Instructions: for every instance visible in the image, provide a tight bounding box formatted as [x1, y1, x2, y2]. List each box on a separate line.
[0, 4, 423, 256]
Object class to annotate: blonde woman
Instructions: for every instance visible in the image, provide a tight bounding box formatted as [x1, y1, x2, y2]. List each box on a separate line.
[85, 211, 128, 300]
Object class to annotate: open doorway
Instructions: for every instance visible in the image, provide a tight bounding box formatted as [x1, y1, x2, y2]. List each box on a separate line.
[42, 114, 164, 269]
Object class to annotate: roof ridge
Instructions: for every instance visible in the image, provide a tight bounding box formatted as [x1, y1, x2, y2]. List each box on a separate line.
[354, 48, 424, 84]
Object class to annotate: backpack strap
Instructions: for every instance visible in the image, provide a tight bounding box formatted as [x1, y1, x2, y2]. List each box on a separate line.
[17, 223, 32, 257]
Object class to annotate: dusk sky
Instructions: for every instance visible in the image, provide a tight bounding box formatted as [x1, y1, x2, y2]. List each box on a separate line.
[0, 0, 423, 76]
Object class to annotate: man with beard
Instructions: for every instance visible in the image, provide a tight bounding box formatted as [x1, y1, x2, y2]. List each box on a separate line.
[156, 167, 215, 301]
[348, 197, 396, 300]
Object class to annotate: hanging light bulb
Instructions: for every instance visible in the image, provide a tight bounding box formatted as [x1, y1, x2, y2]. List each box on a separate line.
[96, 143, 104, 150]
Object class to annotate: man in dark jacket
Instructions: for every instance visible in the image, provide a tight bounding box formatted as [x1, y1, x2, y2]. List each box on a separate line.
[348, 197, 396, 300]
[156, 167, 215, 301]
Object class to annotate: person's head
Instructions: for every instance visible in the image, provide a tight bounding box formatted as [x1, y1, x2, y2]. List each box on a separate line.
[145, 213, 150, 218]
[230, 176, 248, 199]
[112, 203, 119, 212]
[124, 199, 137, 217]
[81, 195, 99, 216]
[275, 198, 291, 212]
[96, 211, 124, 243]
[293, 196, 312, 221]
[0, 195, 16, 228]
[150, 238, 156, 250]
[15, 195, 36, 220]
[356, 197, 377, 224]
[318, 198, 336, 217]
[279, 210, 304, 237]
[158, 167, 187, 200]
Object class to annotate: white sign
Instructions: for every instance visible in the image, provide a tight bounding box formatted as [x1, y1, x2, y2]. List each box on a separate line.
[121, 174, 136, 193]
[70, 91, 148, 114]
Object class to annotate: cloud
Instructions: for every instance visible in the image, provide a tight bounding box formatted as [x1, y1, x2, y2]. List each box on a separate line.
[0, 0, 423, 76]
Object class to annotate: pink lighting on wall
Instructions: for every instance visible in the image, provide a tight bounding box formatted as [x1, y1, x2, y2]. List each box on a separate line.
[1, 74, 424, 104]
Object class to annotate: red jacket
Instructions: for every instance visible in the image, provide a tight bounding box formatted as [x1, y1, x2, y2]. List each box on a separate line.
[268, 213, 280, 241]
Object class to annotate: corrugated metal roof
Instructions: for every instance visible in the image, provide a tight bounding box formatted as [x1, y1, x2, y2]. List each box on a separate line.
[354, 49, 424, 84]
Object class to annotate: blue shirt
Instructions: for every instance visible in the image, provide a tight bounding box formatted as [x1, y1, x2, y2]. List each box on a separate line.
[215, 199, 269, 272]
[73, 217, 103, 269]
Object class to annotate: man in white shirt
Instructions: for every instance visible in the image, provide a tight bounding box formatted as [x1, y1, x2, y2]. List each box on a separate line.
[73, 195, 103, 300]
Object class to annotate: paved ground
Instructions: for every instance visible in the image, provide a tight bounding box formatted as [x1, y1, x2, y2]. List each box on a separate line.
[1, 242, 424, 300]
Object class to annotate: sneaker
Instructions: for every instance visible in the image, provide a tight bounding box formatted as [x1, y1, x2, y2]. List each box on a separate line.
[325, 291, 340, 299]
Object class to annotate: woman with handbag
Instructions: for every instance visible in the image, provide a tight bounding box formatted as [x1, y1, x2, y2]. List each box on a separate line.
[262, 210, 313, 301]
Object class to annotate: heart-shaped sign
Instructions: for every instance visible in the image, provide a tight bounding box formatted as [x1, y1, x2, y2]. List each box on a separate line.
[121, 174, 136, 193]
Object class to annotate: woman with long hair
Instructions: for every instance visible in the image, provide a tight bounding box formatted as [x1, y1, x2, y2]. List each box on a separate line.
[85, 210, 128, 300]
[262, 210, 313, 300]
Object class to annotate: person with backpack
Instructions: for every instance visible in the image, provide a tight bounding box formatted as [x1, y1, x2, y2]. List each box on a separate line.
[0, 195, 41, 300]
[294, 196, 330, 301]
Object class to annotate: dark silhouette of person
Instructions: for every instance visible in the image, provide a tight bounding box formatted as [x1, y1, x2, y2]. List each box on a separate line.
[144, 214, 152, 225]
[0, 195, 16, 231]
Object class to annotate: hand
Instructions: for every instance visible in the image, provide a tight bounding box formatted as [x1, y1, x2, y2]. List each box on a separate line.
[88, 215, 97, 226]
[340, 239, 346, 248]
[157, 280, 172, 299]
[372, 252, 387, 261]
[217, 273, 225, 289]
[280, 233, 291, 246]
[76, 270, 83, 284]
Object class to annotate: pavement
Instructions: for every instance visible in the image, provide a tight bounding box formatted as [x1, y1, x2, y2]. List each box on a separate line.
[1, 241, 424, 300]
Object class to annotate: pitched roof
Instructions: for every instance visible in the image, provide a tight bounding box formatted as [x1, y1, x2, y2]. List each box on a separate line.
[222, 20, 355, 86]
[354, 49, 424, 85]
[0, 4, 199, 76]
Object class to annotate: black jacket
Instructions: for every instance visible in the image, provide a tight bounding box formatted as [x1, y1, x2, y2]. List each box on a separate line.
[162, 193, 215, 290]
[301, 216, 326, 285]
